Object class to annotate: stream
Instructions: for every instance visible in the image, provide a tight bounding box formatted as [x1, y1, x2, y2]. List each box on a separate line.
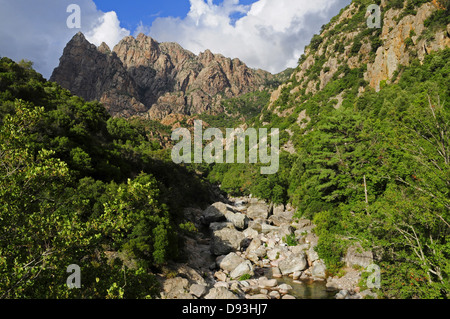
[264, 268, 335, 299]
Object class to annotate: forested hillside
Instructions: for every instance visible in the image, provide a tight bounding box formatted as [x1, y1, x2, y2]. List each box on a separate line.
[203, 0, 450, 298]
[0, 57, 215, 298]
[0, 0, 448, 300]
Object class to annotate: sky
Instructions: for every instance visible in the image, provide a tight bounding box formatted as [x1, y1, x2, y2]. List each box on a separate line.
[0, 0, 352, 79]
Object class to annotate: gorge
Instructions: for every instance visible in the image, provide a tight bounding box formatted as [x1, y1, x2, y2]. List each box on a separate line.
[1, 0, 448, 300]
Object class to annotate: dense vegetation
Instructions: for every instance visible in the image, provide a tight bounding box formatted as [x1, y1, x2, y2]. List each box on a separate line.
[200, 0, 449, 298]
[0, 57, 213, 298]
[204, 48, 450, 298]
[1, 0, 448, 300]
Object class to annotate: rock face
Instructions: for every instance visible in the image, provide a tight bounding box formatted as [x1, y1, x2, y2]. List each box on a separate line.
[367, 2, 450, 91]
[344, 244, 374, 268]
[51, 32, 273, 119]
[49, 32, 146, 117]
[267, 1, 450, 115]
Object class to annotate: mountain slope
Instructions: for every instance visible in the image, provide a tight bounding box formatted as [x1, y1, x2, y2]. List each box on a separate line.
[201, 0, 450, 299]
[266, 0, 449, 120]
[50, 32, 274, 120]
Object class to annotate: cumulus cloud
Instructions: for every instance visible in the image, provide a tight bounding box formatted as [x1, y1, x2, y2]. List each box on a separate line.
[148, 0, 352, 73]
[85, 11, 130, 48]
[0, 0, 352, 79]
[0, 0, 130, 79]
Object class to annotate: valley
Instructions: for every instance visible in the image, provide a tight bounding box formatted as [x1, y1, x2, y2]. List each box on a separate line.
[0, 0, 449, 300]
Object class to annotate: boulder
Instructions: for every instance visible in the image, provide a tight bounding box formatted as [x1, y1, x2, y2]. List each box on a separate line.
[204, 287, 239, 299]
[278, 254, 308, 275]
[292, 271, 302, 280]
[277, 284, 293, 295]
[160, 277, 194, 299]
[290, 244, 308, 255]
[268, 214, 293, 227]
[272, 267, 282, 278]
[214, 271, 227, 282]
[269, 291, 281, 299]
[311, 260, 327, 279]
[248, 220, 263, 233]
[217, 252, 245, 273]
[272, 204, 285, 216]
[267, 247, 287, 261]
[247, 203, 269, 220]
[258, 277, 278, 289]
[279, 224, 295, 239]
[246, 238, 266, 259]
[189, 284, 208, 298]
[261, 223, 279, 234]
[211, 227, 246, 256]
[230, 260, 254, 280]
[303, 233, 319, 247]
[306, 247, 320, 266]
[214, 281, 229, 289]
[246, 252, 260, 264]
[203, 202, 230, 224]
[243, 227, 259, 239]
[225, 211, 248, 230]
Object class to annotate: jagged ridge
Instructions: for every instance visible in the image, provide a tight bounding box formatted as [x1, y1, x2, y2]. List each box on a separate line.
[51, 32, 274, 120]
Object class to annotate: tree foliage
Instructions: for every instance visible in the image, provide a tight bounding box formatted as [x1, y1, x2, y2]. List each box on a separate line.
[0, 57, 212, 298]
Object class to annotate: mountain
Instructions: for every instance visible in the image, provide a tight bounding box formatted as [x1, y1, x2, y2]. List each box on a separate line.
[266, 0, 449, 120]
[2, 0, 449, 300]
[50, 32, 274, 120]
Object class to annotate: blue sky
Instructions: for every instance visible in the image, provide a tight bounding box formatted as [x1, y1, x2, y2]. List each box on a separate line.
[0, 0, 352, 78]
[93, 0, 260, 33]
[93, 0, 193, 32]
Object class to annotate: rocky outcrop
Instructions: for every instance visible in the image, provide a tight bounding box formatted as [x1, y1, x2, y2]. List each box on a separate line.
[50, 32, 146, 117]
[268, 1, 450, 113]
[367, 2, 450, 91]
[344, 243, 374, 268]
[262, 1, 449, 163]
[51, 32, 273, 120]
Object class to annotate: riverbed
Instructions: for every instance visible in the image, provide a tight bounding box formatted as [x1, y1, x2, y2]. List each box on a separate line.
[263, 268, 335, 299]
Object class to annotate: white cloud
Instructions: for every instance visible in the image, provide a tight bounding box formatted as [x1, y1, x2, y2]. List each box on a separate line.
[0, 0, 130, 79]
[0, 0, 352, 79]
[85, 11, 130, 48]
[148, 0, 352, 73]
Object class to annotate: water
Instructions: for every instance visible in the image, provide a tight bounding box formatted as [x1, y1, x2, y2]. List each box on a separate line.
[264, 268, 335, 299]
[276, 276, 335, 299]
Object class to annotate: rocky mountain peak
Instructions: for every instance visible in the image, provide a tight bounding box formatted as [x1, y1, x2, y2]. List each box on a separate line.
[198, 49, 216, 64]
[98, 42, 111, 55]
[51, 33, 274, 120]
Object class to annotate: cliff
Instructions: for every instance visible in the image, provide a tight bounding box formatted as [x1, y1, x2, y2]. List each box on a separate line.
[50, 32, 274, 120]
[267, 0, 449, 117]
